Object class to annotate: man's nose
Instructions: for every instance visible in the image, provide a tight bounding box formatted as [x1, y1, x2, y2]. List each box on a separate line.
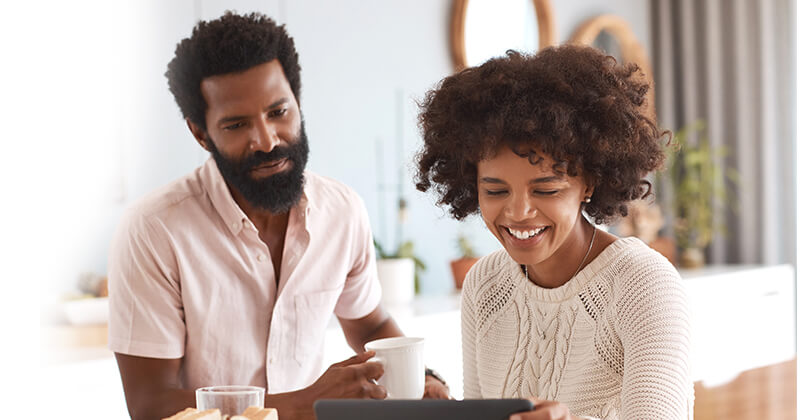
[251, 118, 280, 153]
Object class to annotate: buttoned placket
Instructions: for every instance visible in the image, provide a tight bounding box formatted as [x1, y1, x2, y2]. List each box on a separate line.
[239, 217, 282, 391]
[265, 202, 311, 391]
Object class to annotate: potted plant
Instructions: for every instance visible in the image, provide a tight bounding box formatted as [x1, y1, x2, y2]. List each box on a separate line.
[617, 200, 677, 265]
[450, 232, 479, 289]
[661, 120, 738, 268]
[373, 193, 426, 304]
[374, 239, 426, 304]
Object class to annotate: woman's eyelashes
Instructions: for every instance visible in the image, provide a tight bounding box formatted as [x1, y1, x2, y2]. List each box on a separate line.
[483, 189, 559, 196]
[485, 189, 508, 196]
[535, 190, 558, 196]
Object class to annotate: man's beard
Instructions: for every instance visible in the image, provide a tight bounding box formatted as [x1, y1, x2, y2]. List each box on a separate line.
[207, 122, 309, 213]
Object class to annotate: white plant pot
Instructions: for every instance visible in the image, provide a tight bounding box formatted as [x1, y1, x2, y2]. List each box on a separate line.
[376, 258, 415, 305]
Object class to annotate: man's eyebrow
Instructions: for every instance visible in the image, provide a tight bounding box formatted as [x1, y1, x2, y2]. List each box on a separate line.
[218, 115, 247, 125]
[216, 98, 291, 125]
[266, 98, 289, 109]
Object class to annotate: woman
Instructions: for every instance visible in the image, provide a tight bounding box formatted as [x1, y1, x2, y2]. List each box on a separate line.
[415, 45, 692, 419]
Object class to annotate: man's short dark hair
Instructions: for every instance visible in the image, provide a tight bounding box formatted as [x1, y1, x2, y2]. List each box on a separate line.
[165, 11, 302, 131]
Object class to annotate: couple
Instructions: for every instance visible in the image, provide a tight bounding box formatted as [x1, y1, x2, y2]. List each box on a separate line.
[109, 11, 692, 420]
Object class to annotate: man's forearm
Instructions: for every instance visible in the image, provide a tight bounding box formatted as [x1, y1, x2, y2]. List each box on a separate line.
[339, 305, 405, 353]
[353, 315, 404, 351]
[127, 388, 195, 420]
[263, 389, 311, 420]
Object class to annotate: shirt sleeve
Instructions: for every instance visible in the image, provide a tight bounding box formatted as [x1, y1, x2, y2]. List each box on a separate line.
[108, 211, 185, 359]
[617, 259, 693, 419]
[333, 193, 381, 320]
[461, 268, 481, 399]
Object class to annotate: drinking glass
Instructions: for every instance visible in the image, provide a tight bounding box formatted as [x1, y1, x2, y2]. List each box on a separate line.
[196, 385, 265, 416]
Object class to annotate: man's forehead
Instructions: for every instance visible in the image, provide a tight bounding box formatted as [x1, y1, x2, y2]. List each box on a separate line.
[200, 60, 293, 106]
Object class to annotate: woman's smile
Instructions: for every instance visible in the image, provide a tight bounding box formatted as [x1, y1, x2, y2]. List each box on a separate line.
[500, 225, 550, 248]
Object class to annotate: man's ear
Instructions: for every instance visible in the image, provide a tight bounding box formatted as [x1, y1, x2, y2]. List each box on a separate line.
[186, 118, 210, 152]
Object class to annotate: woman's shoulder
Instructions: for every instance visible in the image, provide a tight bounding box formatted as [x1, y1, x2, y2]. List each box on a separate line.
[471, 248, 513, 274]
[599, 236, 685, 301]
[463, 249, 517, 291]
[607, 236, 680, 275]
[461, 249, 522, 323]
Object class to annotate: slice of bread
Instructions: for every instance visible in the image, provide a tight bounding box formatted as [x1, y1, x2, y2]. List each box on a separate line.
[162, 407, 222, 420]
[163, 407, 197, 420]
[233, 406, 278, 420]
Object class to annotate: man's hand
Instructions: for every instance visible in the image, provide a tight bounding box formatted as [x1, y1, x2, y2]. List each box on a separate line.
[423, 374, 450, 399]
[301, 351, 387, 401]
[282, 351, 386, 420]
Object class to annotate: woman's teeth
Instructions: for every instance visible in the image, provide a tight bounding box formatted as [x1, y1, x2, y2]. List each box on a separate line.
[507, 226, 547, 240]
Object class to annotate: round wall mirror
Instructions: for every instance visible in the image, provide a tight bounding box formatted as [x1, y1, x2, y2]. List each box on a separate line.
[593, 30, 623, 62]
[450, 0, 556, 71]
[570, 15, 656, 119]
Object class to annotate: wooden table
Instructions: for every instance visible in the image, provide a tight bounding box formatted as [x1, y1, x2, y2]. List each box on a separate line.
[694, 358, 796, 420]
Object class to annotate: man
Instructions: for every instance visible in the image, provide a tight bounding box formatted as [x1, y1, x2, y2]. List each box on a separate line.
[108, 11, 447, 420]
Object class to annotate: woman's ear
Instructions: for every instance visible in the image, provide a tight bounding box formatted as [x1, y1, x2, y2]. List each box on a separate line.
[583, 184, 595, 202]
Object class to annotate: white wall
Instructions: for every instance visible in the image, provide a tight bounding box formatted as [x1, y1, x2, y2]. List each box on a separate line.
[0, 1, 651, 417]
[34, 0, 652, 298]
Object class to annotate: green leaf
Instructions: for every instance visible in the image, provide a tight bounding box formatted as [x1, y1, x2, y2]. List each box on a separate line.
[662, 118, 740, 252]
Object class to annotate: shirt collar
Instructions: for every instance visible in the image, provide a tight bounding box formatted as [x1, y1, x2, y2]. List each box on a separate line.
[199, 157, 312, 236]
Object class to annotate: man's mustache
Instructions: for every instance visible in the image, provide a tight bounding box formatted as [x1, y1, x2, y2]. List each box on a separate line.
[240, 147, 293, 172]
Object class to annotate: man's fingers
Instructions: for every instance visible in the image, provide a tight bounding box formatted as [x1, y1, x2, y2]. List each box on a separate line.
[353, 350, 376, 363]
[367, 382, 387, 399]
[330, 354, 360, 368]
[332, 351, 376, 368]
[359, 361, 385, 380]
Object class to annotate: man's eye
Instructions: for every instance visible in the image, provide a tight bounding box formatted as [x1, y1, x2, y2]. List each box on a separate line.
[485, 190, 507, 196]
[223, 122, 244, 130]
[269, 108, 288, 118]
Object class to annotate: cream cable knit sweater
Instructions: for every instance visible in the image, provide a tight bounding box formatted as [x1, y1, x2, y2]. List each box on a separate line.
[461, 237, 693, 420]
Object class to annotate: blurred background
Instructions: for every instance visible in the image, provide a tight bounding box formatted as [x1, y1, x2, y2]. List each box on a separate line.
[3, 0, 796, 418]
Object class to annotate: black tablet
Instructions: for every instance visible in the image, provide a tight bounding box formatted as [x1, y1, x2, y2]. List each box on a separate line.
[313, 399, 534, 420]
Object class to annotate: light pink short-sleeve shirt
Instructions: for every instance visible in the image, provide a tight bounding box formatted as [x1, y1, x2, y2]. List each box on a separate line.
[108, 158, 381, 393]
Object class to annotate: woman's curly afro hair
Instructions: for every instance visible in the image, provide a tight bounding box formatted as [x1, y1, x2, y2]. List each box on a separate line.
[415, 44, 667, 224]
[165, 11, 301, 131]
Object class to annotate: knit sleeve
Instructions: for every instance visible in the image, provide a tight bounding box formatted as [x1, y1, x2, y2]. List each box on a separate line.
[461, 264, 481, 399]
[616, 254, 693, 419]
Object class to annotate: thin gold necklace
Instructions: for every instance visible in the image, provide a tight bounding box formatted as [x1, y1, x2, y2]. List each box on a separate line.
[524, 225, 597, 283]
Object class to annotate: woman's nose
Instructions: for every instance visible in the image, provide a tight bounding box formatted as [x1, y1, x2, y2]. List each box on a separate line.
[505, 194, 537, 220]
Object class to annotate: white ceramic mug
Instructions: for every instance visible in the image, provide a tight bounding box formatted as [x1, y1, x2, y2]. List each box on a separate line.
[364, 337, 425, 399]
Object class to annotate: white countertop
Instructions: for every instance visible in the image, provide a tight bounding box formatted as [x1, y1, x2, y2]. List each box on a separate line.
[45, 264, 796, 415]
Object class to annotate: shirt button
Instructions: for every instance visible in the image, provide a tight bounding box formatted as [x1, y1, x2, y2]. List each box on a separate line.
[232, 222, 240, 230]
[257, 254, 267, 262]
[269, 357, 275, 364]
